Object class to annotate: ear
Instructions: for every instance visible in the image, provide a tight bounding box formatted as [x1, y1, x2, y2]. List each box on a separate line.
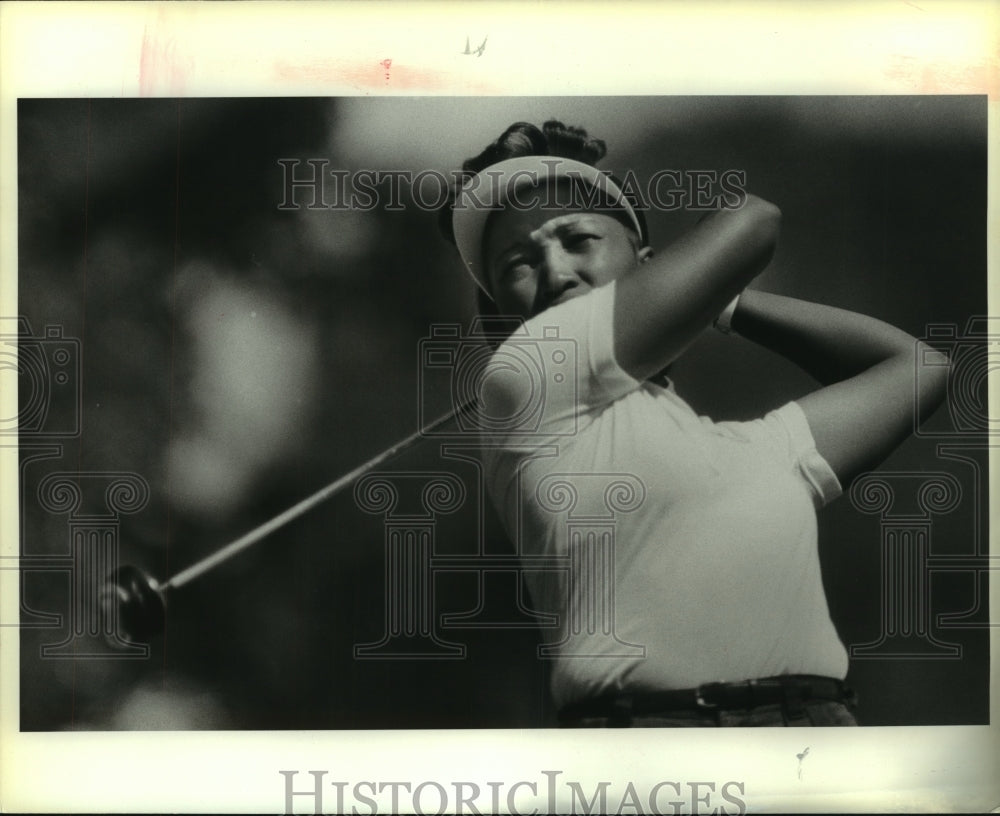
[638, 246, 654, 264]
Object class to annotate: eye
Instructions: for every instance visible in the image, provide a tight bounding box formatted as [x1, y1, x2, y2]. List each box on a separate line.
[564, 233, 600, 249]
[501, 258, 534, 281]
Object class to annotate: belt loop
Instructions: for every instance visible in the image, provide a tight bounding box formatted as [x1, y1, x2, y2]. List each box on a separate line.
[695, 682, 721, 710]
[782, 679, 806, 721]
[609, 695, 633, 727]
[843, 683, 860, 711]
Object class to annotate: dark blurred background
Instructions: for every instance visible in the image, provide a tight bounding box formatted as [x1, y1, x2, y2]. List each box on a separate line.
[15, 96, 989, 729]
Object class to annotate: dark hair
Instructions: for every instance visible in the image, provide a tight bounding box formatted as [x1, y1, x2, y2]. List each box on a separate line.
[439, 120, 649, 315]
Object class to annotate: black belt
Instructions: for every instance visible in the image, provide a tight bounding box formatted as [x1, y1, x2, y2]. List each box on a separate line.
[558, 675, 856, 725]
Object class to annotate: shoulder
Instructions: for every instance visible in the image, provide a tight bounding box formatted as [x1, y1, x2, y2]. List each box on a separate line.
[477, 293, 593, 435]
[479, 282, 640, 436]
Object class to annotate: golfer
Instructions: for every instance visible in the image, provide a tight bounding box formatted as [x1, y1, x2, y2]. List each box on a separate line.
[440, 120, 949, 727]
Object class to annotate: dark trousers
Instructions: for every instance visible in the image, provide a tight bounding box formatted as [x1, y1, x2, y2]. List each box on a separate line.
[563, 699, 858, 727]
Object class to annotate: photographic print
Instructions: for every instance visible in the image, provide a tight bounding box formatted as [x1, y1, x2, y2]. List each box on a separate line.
[13, 92, 992, 731]
[1, 2, 997, 813]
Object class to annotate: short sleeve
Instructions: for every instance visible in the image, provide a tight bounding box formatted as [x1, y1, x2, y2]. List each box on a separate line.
[772, 401, 843, 507]
[712, 401, 842, 508]
[478, 280, 642, 437]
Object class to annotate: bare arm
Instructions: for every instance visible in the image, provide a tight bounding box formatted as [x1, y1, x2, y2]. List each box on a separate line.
[613, 195, 781, 381]
[731, 290, 951, 486]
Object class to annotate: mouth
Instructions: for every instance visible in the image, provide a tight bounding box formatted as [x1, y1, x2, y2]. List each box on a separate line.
[550, 289, 583, 307]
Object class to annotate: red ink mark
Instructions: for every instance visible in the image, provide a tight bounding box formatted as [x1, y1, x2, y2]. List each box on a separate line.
[138, 20, 192, 96]
[380, 58, 392, 82]
[139, 24, 155, 95]
[884, 54, 999, 99]
[272, 58, 499, 93]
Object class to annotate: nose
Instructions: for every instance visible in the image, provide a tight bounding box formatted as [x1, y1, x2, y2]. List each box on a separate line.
[539, 246, 580, 300]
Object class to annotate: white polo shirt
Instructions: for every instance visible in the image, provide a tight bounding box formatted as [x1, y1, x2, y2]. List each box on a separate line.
[479, 280, 848, 709]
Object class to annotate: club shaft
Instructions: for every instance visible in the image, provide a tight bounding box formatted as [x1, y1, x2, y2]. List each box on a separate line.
[163, 401, 473, 591]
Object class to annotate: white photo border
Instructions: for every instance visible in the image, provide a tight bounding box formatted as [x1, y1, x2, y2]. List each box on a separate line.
[1, 1, 997, 813]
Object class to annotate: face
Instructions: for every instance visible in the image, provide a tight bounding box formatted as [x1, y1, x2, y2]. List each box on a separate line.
[483, 185, 651, 320]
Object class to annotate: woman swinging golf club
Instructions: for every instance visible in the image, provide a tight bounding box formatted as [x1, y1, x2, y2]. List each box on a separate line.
[439, 120, 950, 727]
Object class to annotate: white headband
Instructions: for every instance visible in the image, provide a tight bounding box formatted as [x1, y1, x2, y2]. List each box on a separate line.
[451, 156, 642, 298]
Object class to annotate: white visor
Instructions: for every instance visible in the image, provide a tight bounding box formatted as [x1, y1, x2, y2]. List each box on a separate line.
[451, 156, 643, 299]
